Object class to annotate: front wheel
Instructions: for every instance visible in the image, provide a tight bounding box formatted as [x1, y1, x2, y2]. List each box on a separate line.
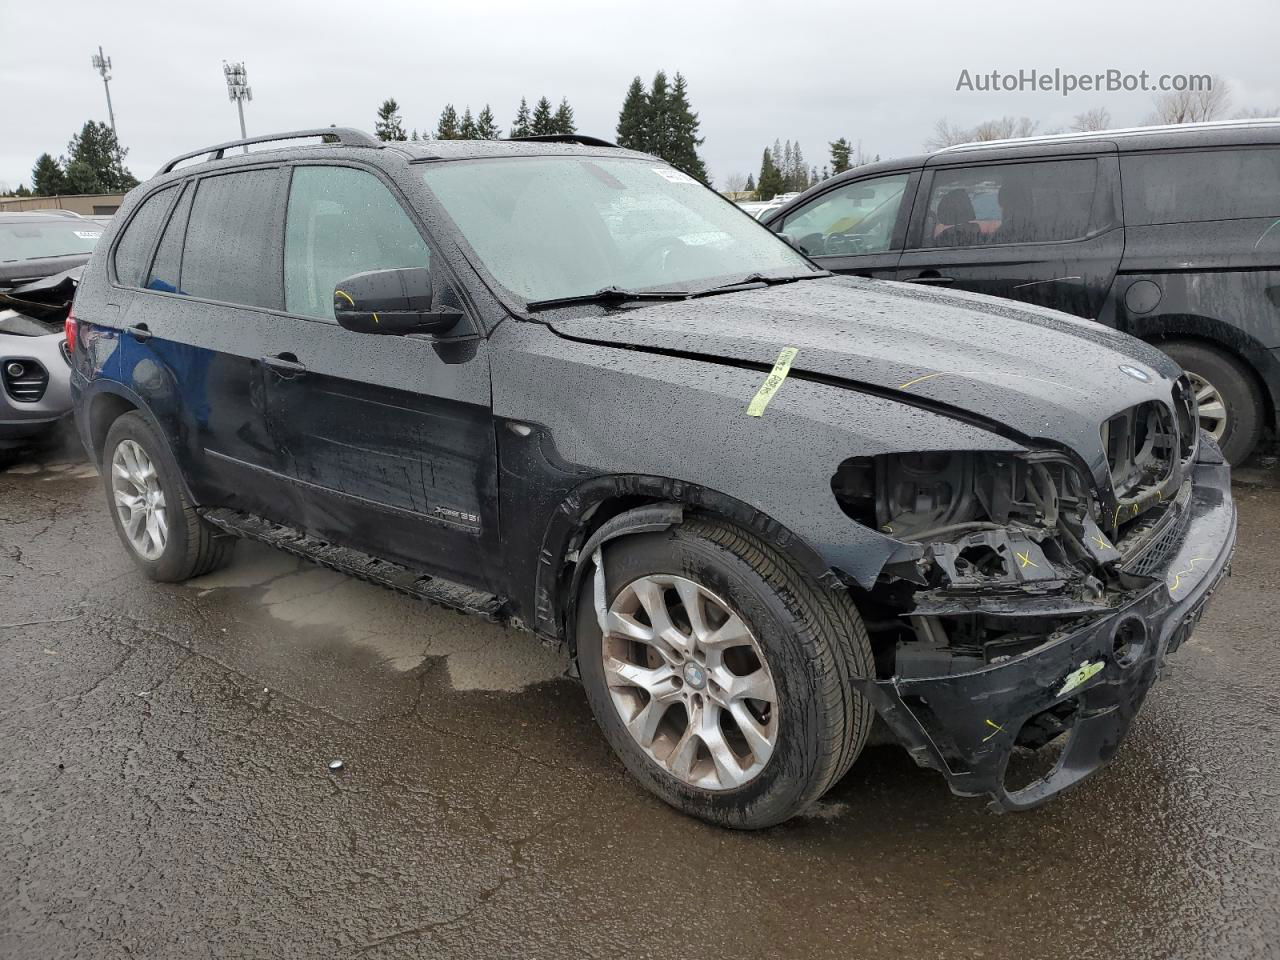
[576, 517, 874, 829]
[102, 411, 234, 581]
[1161, 340, 1264, 466]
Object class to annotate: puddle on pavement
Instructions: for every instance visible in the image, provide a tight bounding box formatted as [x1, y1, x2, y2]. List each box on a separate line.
[187, 541, 567, 693]
[2, 458, 99, 480]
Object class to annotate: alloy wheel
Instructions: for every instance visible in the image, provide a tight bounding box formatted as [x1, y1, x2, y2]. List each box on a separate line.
[110, 439, 168, 560]
[1188, 371, 1229, 442]
[602, 574, 778, 791]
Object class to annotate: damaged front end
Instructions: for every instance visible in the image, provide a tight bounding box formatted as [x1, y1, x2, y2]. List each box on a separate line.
[834, 383, 1236, 810]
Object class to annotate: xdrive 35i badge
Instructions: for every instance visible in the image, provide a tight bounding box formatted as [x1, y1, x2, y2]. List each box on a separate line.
[1119, 364, 1151, 382]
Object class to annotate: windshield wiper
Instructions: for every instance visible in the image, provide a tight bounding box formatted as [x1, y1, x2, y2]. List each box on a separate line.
[525, 286, 693, 310]
[688, 272, 828, 298]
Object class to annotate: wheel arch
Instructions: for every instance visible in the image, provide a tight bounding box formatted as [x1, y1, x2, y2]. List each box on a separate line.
[533, 473, 848, 653]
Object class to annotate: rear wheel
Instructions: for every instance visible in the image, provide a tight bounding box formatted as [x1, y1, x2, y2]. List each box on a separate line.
[1161, 340, 1264, 466]
[576, 517, 873, 829]
[102, 412, 234, 581]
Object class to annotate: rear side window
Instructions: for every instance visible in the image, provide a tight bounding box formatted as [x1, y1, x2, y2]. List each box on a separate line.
[113, 186, 177, 286]
[918, 159, 1098, 248]
[284, 166, 429, 320]
[1122, 148, 1280, 225]
[147, 183, 193, 294]
[180, 169, 284, 309]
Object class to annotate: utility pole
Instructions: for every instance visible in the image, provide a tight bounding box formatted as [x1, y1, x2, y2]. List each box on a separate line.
[91, 46, 116, 135]
[222, 61, 252, 151]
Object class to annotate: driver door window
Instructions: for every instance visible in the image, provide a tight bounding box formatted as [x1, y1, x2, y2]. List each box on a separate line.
[779, 173, 911, 258]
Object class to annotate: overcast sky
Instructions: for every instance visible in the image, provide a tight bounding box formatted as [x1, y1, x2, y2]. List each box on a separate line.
[4, 0, 1278, 192]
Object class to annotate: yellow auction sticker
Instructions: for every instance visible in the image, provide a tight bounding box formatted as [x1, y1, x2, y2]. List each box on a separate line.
[747, 347, 799, 417]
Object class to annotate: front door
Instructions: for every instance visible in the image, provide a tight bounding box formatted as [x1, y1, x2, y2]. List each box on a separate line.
[264, 163, 498, 589]
[772, 170, 919, 279]
[896, 155, 1124, 319]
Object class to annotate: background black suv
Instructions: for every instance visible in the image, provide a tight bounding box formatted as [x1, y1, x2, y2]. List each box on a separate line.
[763, 120, 1280, 465]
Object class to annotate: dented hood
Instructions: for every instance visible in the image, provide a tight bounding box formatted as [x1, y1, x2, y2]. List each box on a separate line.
[545, 275, 1182, 466]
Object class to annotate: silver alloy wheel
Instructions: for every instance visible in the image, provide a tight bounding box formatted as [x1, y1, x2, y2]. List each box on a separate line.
[110, 439, 168, 561]
[602, 574, 778, 791]
[1188, 371, 1229, 442]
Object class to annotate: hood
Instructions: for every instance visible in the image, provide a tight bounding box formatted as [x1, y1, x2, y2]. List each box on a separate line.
[0, 254, 91, 289]
[0, 265, 82, 335]
[544, 275, 1182, 468]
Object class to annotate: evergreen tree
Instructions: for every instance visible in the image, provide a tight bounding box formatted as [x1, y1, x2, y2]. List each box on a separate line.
[648, 72, 673, 158]
[61, 122, 137, 193]
[375, 98, 407, 141]
[14, 184, 31, 197]
[475, 104, 500, 139]
[459, 107, 478, 139]
[31, 153, 67, 196]
[510, 98, 532, 138]
[553, 98, 576, 135]
[829, 136, 852, 174]
[436, 104, 461, 140]
[782, 140, 793, 188]
[821, 165, 830, 181]
[410, 129, 419, 141]
[616, 76, 649, 150]
[757, 147, 785, 200]
[530, 96, 556, 135]
[666, 73, 708, 182]
[811, 166, 820, 187]
[744, 172, 755, 195]
[789, 141, 806, 191]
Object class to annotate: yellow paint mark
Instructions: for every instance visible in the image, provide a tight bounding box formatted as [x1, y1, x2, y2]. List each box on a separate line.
[982, 718, 1004, 742]
[898, 371, 943, 390]
[1112, 503, 1124, 528]
[373, 312, 381, 325]
[1090, 533, 1112, 551]
[1016, 550, 1037, 569]
[335, 289, 355, 307]
[747, 347, 799, 417]
[1168, 557, 1207, 594]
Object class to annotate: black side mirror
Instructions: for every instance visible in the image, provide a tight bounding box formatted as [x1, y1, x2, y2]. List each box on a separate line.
[333, 267, 462, 336]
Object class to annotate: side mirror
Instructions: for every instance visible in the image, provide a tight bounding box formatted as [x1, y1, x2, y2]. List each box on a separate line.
[333, 267, 462, 336]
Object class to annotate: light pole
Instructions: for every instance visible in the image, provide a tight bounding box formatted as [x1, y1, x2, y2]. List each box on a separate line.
[91, 46, 116, 135]
[222, 61, 252, 151]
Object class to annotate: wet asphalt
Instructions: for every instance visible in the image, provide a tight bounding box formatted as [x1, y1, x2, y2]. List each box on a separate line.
[1, 442, 1278, 960]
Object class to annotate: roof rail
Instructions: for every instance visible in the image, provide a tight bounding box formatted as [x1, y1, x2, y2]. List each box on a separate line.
[156, 127, 382, 176]
[505, 134, 619, 148]
[935, 117, 1280, 154]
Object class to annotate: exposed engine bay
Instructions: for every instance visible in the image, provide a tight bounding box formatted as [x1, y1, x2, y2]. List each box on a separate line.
[832, 384, 1201, 705]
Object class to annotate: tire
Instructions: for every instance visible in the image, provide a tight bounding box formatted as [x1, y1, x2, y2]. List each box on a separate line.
[1161, 340, 1264, 466]
[102, 411, 234, 582]
[576, 516, 874, 829]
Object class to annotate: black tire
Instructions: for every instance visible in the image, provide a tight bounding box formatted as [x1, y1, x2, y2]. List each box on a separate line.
[1161, 340, 1264, 466]
[101, 411, 234, 582]
[576, 517, 874, 829]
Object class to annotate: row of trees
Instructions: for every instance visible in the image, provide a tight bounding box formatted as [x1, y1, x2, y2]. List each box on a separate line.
[373, 96, 577, 142]
[11, 122, 139, 197]
[615, 71, 708, 183]
[740, 138, 880, 200]
[925, 77, 1277, 151]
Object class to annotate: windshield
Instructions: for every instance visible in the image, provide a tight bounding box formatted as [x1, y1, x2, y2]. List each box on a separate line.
[0, 219, 102, 263]
[421, 156, 815, 303]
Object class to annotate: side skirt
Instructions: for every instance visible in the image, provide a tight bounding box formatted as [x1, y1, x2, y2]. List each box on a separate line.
[200, 507, 507, 622]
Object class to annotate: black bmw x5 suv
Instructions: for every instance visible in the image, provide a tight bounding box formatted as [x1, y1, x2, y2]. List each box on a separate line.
[69, 128, 1235, 828]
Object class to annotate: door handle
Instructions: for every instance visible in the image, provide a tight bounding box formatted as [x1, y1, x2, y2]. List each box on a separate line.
[261, 353, 307, 376]
[904, 274, 955, 286]
[126, 323, 152, 342]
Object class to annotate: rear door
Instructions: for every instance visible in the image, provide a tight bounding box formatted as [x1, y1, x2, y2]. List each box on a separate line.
[111, 167, 293, 517]
[897, 146, 1123, 318]
[771, 169, 919, 278]
[264, 162, 497, 588]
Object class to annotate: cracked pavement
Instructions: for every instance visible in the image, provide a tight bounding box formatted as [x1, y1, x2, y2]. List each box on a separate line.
[2, 442, 1279, 959]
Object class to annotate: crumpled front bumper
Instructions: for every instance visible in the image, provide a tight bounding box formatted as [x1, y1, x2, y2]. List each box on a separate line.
[859, 453, 1236, 812]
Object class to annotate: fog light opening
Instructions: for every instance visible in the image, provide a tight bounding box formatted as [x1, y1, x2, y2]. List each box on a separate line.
[1112, 616, 1148, 667]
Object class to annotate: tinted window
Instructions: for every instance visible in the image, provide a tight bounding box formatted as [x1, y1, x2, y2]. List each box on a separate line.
[112, 187, 176, 285]
[919, 159, 1098, 247]
[147, 183, 193, 294]
[779, 173, 910, 256]
[181, 170, 283, 308]
[284, 166, 429, 320]
[1122, 148, 1280, 225]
